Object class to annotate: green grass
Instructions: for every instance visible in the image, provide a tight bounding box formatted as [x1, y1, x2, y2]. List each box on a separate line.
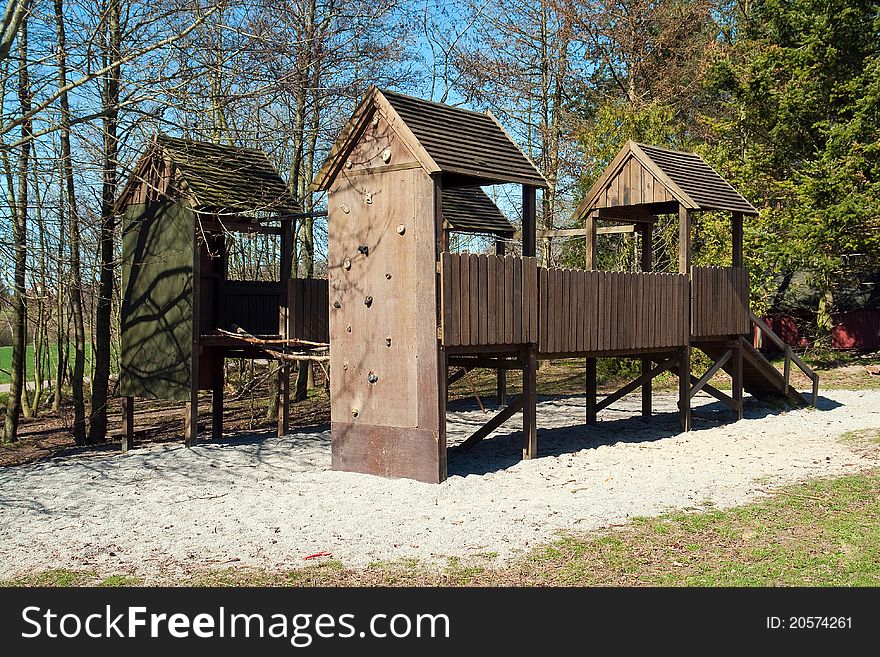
[0, 343, 97, 385]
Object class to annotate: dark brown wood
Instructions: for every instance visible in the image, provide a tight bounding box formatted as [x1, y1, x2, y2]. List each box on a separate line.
[513, 256, 523, 342]
[331, 423, 445, 483]
[212, 353, 224, 440]
[732, 212, 743, 269]
[460, 253, 470, 346]
[689, 375, 739, 411]
[522, 185, 537, 257]
[678, 347, 691, 431]
[585, 211, 596, 270]
[689, 349, 731, 400]
[595, 357, 676, 413]
[678, 205, 690, 274]
[121, 396, 134, 452]
[186, 221, 201, 447]
[278, 363, 290, 436]
[469, 253, 479, 346]
[585, 358, 597, 425]
[454, 396, 524, 453]
[522, 346, 537, 459]
[732, 339, 744, 420]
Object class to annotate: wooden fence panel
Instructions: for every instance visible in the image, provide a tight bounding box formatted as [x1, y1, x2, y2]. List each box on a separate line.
[691, 266, 750, 337]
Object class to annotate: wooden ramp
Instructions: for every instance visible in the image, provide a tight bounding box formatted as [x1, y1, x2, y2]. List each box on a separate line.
[696, 337, 808, 407]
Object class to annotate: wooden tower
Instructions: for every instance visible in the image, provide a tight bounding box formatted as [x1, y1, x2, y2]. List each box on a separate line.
[312, 87, 548, 483]
[117, 135, 327, 449]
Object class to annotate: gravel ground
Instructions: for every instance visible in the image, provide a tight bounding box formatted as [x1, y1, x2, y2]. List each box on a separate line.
[1, 390, 878, 580]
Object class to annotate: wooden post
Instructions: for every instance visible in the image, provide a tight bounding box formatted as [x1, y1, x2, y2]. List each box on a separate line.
[731, 212, 743, 269]
[585, 210, 596, 270]
[121, 396, 133, 453]
[186, 219, 201, 448]
[278, 363, 290, 436]
[678, 205, 690, 274]
[733, 338, 744, 420]
[212, 353, 224, 440]
[640, 223, 653, 417]
[522, 345, 537, 458]
[522, 185, 536, 258]
[678, 347, 691, 431]
[496, 238, 507, 406]
[585, 357, 597, 425]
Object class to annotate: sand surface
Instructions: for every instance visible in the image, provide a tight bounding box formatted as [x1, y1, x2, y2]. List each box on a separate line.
[1, 390, 878, 580]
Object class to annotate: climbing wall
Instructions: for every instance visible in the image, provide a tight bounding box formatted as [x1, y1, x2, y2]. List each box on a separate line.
[328, 107, 446, 483]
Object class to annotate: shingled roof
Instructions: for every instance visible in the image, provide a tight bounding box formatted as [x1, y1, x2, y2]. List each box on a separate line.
[118, 134, 299, 213]
[442, 187, 514, 234]
[312, 86, 548, 190]
[574, 140, 758, 220]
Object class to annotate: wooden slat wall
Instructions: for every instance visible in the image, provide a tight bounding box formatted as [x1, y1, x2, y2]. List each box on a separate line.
[440, 252, 538, 347]
[221, 280, 280, 335]
[691, 266, 750, 337]
[288, 278, 329, 343]
[538, 268, 689, 354]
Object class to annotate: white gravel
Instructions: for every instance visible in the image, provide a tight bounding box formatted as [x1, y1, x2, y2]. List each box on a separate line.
[1, 390, 878, 580]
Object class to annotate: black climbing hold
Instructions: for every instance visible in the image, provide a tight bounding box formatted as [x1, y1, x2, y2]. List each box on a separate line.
[368, 372, 378, 384]
[333, 300, 341, 309]
[364, 295, 373, 307]
[357, 245, 369, 256]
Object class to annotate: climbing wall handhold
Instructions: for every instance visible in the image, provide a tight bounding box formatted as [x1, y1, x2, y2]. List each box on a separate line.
[333, 300, 341, 309]
[381, 148, 392, 163]
[396, 224, 406, 235]
[367, 372, 378, 384]
[385, 272, 392, 279]
[364, 192, 372, 204]
[385, 337, 392, 347]
[340, 204, 350, 214]
[357, 245, 369, 256]
[364, 296, 373, 308]
[343, 257, 352, 270]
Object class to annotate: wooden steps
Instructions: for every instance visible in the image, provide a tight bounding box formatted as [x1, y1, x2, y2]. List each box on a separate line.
[696, 338, 807, 407]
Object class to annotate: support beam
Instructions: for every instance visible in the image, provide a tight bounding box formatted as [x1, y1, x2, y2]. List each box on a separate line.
[184, 399, 198, 446]
[278, 363, 290, 437]
[121, 396, 134, 453]
[585, 358, 597, 424]
[522, 346, 537, 459]
[733, 341, 744, 420]
[678, 205, 691, 273]
[454, 396, 524, 453]
[640, 224, 653, 417]
[689, 349, 732, 400]
[689, 376, 740, 412]
[596, 225, 636, 235]
[732, 212, 743, 269]
[447, 366, 474, 387]
[585, 211, 596, 270]
[596, 357, 676, 413]
[678, 347, 691, 431]
[496, 239, 507, 406]
[522, 185, 536, 257]
[187, 223, 201, 448]
[212, 354, 224, 440]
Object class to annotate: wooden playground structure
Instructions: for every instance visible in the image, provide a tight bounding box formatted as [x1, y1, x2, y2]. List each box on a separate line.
[118, 88, 818, 483]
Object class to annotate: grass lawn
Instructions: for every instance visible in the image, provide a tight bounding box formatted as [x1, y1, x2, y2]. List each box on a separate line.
[6, 429, 878, 587]
[0, 343, 97, 386]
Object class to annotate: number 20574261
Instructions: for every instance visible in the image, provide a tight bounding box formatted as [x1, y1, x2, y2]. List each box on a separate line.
[766, 617, 852, 629]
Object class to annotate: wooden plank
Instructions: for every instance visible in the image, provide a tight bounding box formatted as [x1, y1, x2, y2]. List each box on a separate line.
[566, 268, 575, 352]
[529, 258, 538, 344]
[513, 256, 523, 343]
[470, 254, 480, 345]
[459, 254, 470, 346]
[679, 347, 691, 431]
[121, 397, 134, 453]
[596, 357, 677, 412]
[445, 254, 458, 345]
[576, 269, 585, 352]
[454, 396, 525, 453]
[591, 271, 600, 352]
[556, 268, 564, 351]
[539, 267, 547, 351]
[504, 256, 513, 344]
[585, 357, 597, 424]
[487, 254, 496, 345]
[497, 255, 506, 342]
[522, 346, 537, 458]
[689, 349, 732, 400]
[602, 271, 611, 351]
[478, 254, 488, 345]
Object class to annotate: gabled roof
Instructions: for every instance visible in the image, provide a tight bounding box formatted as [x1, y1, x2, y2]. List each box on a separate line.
[574, 140, 758, 220]
[312, 86, 548, 191]
[442, 187, 514, 235]
[118, 134, 299, 213]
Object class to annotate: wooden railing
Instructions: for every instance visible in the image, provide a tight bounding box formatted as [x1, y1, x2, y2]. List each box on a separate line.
[440, 252, 538, 347]
[691, 266, 750, 337]
[539, 269, 689, 354]
[289, 278, 329, 343]
[750, 310, 819, 406]
[220, 280, 281, 335]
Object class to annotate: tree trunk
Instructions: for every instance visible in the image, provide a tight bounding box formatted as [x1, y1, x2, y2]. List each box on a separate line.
[54, 0, 86, 444]
[3, 5, 30, 443]
[88, 0, 121, 444]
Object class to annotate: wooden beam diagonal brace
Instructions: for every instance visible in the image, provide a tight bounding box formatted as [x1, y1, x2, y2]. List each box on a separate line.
[595, 357, 677, 413]
[689, 375, 740, 411]
[454, 396, 524, 453]
[688, 349, 731, 401]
